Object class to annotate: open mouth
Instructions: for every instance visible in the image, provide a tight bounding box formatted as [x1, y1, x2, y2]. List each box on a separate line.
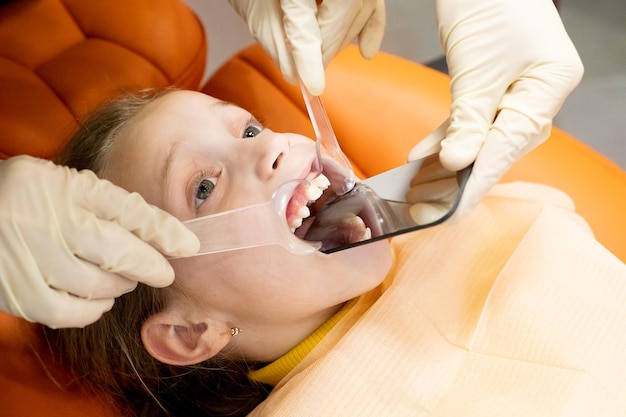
[285, 174, 376, 251]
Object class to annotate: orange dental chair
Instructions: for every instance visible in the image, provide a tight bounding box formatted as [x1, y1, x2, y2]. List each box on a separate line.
[1, 1, 625, 416]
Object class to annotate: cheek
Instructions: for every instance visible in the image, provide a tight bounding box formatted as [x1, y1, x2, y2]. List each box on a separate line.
[284, 132, 317, 155]
[169, 251, 283, 301]
[285, 132, 315, 145]
[169, 257, 203, 288]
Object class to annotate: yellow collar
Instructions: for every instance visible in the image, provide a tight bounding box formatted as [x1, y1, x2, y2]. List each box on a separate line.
[248, 299, 356, 386]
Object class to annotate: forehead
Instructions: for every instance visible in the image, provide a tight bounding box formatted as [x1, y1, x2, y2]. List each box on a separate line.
[109, 90, 226, 154]
[139, 90, 223, 121]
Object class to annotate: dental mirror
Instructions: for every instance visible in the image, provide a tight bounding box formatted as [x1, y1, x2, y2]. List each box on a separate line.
[301, 153, 473, 253]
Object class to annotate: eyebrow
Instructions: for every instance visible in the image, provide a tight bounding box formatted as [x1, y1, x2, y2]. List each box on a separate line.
[212, 99, 238, 110]
[159, 139, 182, 204]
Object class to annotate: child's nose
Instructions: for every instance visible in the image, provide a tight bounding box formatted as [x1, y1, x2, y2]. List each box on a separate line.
[255, 132, 289, 179]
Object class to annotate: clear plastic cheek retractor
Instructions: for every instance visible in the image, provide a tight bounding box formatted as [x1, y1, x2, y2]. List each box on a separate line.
[182, 180, 321, 256]
[299, 81, 357, 196]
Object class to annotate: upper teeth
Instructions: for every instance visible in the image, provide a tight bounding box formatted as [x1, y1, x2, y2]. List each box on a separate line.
[310, 174, 331, 190]
[305, 174, 330, 201]
[289, 174, 330, 231]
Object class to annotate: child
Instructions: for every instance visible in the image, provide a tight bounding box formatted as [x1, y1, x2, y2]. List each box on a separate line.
[46, 89, 626, 417]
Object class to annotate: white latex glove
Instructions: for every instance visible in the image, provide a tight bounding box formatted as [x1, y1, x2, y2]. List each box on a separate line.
[410, 0, 584, 217]
[0, 156, 199, 329]
[406, 159, 460, 226]
[404, 132, 465, 225]
[228, 0, 386, 95]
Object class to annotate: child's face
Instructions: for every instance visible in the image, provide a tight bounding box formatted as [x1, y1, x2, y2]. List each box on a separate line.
[105, 91, 392, 360]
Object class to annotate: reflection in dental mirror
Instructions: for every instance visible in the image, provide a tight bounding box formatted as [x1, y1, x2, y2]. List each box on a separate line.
[303, 154, 473, 253]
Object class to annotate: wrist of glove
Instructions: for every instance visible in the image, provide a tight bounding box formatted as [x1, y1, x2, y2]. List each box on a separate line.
[416, 0, 583, 217]
[0, 156, 199, 328]
[228, 0, 386, 95]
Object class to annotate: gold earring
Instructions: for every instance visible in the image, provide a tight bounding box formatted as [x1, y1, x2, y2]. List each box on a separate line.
[230, 327, 240, 337]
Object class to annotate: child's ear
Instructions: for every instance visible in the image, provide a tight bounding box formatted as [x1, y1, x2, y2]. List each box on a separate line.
[141, 309, 231, 366]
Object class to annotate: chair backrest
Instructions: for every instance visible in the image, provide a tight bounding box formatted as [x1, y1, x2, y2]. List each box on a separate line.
[0, 0, 207, 159]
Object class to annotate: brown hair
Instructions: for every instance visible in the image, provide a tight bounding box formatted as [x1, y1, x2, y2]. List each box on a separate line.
[43, 89, 269, 417]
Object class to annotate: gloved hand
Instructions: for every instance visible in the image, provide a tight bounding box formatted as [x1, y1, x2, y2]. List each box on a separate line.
[0, 156, 199, 329]
[405, 133, 464, 225]
[409, 0, 584, 217]
[406, 158, 460, 226]
[228, 0, 386, 95]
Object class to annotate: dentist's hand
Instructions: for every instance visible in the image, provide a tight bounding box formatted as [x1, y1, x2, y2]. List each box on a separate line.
[404, 134, 464, 225]
[228, 0, 386, 95]
[410, 0, 583, 217]
[0, 156, 199, 329]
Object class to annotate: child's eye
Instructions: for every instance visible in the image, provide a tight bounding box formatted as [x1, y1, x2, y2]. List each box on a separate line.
[194, 178, 216, 208]
[242, 123, 263, 138]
